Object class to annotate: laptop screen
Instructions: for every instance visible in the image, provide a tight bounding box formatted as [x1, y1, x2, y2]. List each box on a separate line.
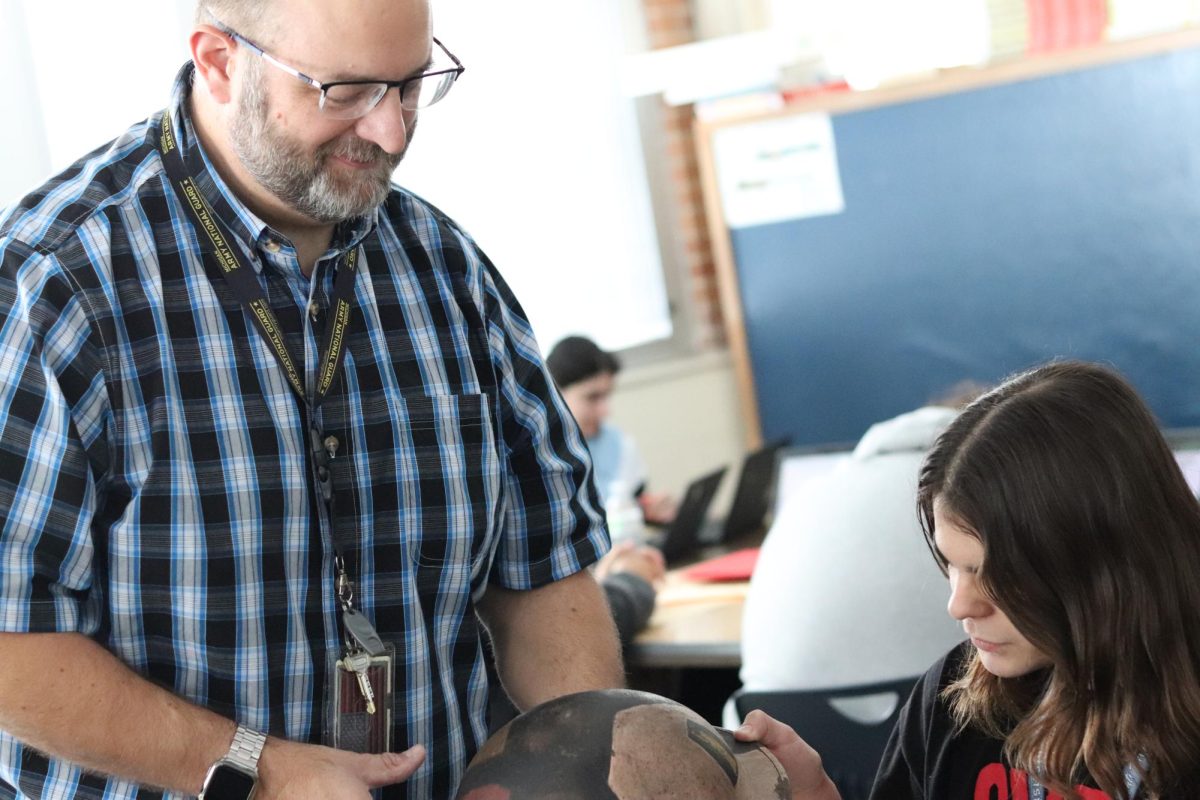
[721, 438, 790, 541]
[1164, 428, 1200, 499]
[1174, 449, 1200, 498]
[773, 447, 854, 517]
[658, 466, 727, 563]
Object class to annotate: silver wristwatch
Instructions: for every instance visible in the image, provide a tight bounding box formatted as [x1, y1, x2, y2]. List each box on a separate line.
[199, 725, 267, 800]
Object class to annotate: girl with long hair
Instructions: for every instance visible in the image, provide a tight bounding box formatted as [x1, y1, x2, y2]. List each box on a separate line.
[737, 360, 1200, 799]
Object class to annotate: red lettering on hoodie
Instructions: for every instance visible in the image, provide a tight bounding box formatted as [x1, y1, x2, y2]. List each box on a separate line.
[973, 764, 1117, 800]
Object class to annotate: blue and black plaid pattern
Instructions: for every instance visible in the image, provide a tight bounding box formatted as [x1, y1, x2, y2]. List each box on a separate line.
[0, 63, 607, 800]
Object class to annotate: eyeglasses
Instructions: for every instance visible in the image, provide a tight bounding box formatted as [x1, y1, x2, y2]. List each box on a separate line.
[219, 24, 465, 119]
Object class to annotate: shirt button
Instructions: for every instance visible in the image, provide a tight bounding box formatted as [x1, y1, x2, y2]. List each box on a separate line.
[309, 302, 322, 321]
[324, 436, 341, 456]
[264, 239, 282, 253]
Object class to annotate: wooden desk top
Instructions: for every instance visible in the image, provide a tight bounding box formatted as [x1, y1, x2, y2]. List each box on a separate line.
[625, 572, 748, 669]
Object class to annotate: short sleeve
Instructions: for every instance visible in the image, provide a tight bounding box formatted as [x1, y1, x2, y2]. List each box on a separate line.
[472, 250, 609, 590]
[0, 248, 105, 635]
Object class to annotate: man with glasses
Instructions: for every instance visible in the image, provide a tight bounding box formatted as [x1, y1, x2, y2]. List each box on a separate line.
[0, 0, 623, 798]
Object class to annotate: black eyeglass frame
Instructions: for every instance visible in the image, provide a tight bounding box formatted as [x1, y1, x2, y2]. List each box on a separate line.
[217, 22, 466, 117]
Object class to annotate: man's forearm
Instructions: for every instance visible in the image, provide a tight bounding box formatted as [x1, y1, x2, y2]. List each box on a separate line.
[0, 632, 234, 795]
[478, 569, 625, 711]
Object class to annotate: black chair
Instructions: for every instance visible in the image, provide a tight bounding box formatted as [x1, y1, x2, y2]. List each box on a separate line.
[731, 675, 918, 800]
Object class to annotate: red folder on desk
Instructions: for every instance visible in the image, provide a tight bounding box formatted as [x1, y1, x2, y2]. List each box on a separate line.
[681, 547, 760, 582]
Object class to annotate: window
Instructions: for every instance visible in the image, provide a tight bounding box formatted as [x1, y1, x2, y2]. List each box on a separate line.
[398, 1, 673, 353]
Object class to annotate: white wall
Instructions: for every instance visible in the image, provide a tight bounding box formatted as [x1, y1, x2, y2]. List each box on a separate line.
[0, 0, 49, 207]
[0, 0, 194, 207]
[691, 0, 771, 40]
[608, 350, 747, 510]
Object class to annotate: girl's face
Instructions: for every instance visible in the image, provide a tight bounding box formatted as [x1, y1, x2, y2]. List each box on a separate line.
[933, 500, 1053, 678]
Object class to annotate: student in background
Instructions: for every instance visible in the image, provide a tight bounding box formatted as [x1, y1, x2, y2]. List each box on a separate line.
[736, 394, 971, 715]
[738, 361, 1200, 799]
[546, 335, 677, 525]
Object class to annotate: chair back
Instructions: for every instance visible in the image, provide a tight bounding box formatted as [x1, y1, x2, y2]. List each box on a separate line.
[731, 676, 918, 800]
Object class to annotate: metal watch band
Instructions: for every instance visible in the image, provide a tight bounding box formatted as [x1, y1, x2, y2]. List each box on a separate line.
[223, 725, 267, 773]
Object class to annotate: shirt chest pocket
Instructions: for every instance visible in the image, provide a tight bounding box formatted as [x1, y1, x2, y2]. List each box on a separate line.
[398, 392, 503, 577]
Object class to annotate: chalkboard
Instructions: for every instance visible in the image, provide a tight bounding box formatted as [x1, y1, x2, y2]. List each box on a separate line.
[725, 43, 1200, 445]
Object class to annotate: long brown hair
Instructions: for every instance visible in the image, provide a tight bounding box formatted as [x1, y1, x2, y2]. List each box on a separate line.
[917, 361, 1200, 798]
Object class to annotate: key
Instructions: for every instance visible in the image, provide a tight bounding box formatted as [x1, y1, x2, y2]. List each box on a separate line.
[342, 650, 377, 715]
[342, 607, 386, 656]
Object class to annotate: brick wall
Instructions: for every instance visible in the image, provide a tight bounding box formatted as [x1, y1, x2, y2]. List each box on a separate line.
[642, 0, 726, 350]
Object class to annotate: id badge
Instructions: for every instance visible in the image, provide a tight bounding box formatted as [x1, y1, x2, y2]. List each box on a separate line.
[324, 645, 395, 754]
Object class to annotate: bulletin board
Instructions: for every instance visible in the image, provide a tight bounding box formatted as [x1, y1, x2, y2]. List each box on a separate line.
[697, 30, 1200, 446]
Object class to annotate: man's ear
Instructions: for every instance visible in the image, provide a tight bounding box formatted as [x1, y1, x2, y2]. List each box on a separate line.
[190, 24, 237, 105]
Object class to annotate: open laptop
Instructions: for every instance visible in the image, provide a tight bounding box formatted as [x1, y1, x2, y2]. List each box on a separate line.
[644, 465, 728, 565]
[1164, 427, 1200, 498]
[772, 443, 857, 516]
[699, 438, 791, 546]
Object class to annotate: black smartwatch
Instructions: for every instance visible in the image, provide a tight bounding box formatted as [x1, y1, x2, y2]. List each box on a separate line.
[199, 725, 267, 800]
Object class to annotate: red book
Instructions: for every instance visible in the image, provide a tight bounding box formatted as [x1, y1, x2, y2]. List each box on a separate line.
[1028, 0, 1050, 53]
[1027, 0, 1108, 53]
[681, 547, 760, 582]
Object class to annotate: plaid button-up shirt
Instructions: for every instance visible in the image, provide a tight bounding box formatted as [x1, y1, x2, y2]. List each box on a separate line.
[0, 64, 607, 800]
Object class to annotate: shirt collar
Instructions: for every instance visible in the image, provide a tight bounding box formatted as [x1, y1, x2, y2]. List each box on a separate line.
[161, 62, 379, 271]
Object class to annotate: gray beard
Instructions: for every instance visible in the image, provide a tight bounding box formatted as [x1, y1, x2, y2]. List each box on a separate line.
[229, 64, 407, 224]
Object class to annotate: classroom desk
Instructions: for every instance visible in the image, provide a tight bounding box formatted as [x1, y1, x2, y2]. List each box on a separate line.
[625, 570, 749, 669]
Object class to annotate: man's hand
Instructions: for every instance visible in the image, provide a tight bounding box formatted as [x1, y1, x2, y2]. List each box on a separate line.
[256, 739, 425, 799]
[734, 710, 843, 800]
[638, 491, 678, 526]
[0, 632, 427, 797]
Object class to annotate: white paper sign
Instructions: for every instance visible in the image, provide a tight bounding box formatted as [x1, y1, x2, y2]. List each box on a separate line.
[713, 113, 846, 229]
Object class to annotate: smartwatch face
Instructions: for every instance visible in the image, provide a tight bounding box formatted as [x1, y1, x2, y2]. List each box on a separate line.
[205, 764, 256, 799]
